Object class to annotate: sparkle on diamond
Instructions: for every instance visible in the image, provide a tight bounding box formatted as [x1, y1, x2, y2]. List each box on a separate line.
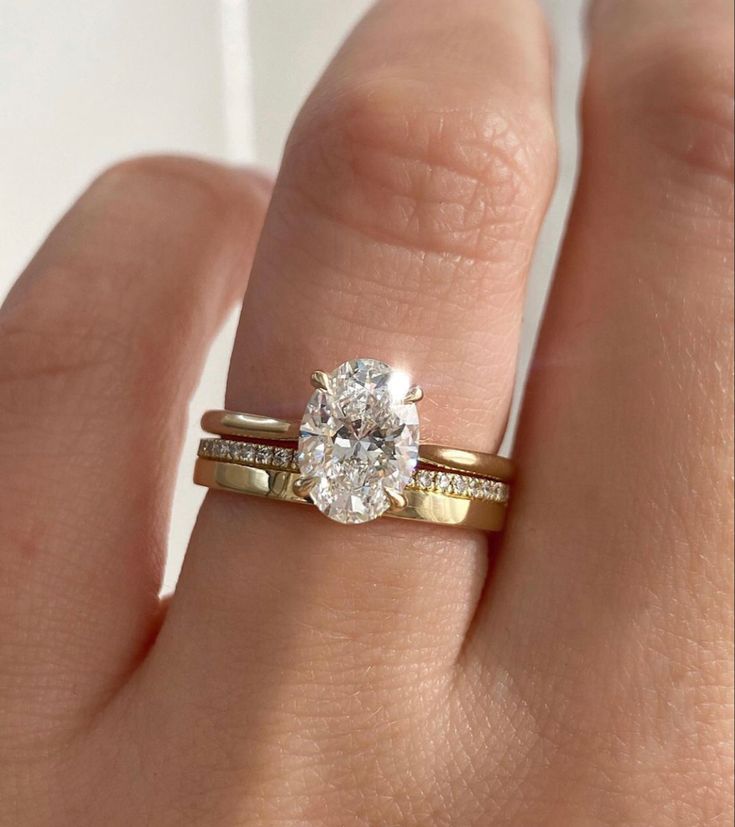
[297, 358, 420, 524]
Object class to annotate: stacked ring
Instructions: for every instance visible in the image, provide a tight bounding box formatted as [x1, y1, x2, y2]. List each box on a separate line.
[195, 358, 514, 531]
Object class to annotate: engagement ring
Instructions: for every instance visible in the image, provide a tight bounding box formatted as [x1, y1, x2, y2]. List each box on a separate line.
[195, 358, 513, 530]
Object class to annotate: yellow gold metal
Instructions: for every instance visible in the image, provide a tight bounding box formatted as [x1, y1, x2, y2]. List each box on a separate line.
[310, 371, 331, 391]
[403, 386, 424, 404]
[385, 488, 408, 511]
[195, 458, 507, 531]
[292, 476, 318, 499]
[200, 411, 298, 440]
[201, 410, 514, 482]
[418, 444, 515, 481]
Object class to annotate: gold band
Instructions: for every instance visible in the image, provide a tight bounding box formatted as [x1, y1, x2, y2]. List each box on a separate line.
[195, 457, 508, 531]
[200, 410, 297, 440]
[198, 365, 514, 531]
[200, 409, 514, 482]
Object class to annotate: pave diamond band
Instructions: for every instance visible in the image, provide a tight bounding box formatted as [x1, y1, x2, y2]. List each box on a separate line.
[198, 438, 509, 504]
[198, 438, 300, 471]
[195, 358, 513, 530]
[412, 468, 508, 503]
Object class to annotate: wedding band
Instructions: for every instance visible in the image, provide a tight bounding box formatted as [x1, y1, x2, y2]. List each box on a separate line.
[195, 358, 513, 530]
[194, 452, 508, 531]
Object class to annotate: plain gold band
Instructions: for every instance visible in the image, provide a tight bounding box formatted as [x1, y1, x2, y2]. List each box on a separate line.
[195, 458, 508, 531]
[201, 411, 297, 439]
[200, 410, 514, 482]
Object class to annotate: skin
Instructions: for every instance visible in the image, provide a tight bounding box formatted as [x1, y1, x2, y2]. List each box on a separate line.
[0, 0, 732, 824]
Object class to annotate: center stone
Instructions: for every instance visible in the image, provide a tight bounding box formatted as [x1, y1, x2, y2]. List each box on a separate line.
[297, 358, 420, 524]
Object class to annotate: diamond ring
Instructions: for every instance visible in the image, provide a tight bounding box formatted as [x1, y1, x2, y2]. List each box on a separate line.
[195, 358, 513, 530]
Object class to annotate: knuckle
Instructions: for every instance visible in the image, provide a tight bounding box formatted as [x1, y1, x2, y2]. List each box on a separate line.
[0, 153, 265, 417]
[281, 77, 555, 271]
[90, 154, 256, 228]
[647, 36, 733, 183]
[591, 27, 734, 191]
[90, 155, 206, 211]
[93, 153, 184, 188]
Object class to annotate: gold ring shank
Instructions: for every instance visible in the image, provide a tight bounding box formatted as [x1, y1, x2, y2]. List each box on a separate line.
[200, 409, 514, 481]
[201, 411, 298, 440]
[414, 444, 514, 481]
[195, 458, 507, 532]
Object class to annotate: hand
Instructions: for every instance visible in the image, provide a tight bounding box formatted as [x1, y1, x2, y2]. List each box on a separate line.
[2, 1, 732, 824]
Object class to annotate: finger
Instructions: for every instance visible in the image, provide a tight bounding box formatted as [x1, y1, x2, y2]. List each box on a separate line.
[0, 158, 270, 730]
[144, 0, 555, 799]
[468, 0, 733, 813]
[182, 0, 554, 642]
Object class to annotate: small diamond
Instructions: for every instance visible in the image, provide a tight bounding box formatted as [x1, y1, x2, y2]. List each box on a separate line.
[416, 470, 435, 490]
[240, 443, 256, 463]
[256, 445, 274, 466]
[487, 481, 508, 503]
[237, 442, 255, 462]
[273, 447, 293, 468]
[480, 479, 499, 501]
[452, 475, 468, 497]
[435, 472, 451, 493]
[467, 477, 483, 499]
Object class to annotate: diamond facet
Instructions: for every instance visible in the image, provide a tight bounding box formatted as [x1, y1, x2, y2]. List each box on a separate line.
[297, 358, 420, 524]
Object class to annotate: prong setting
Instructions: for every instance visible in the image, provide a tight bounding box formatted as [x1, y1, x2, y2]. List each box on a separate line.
[403, 385, 424, 404]
[293, 476, 318, 499]
[385, 488, 407, 511]
[310, 371, 331, 392]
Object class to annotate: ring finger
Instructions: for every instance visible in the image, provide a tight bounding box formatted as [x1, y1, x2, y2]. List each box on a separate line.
[144, 0, 555, 807]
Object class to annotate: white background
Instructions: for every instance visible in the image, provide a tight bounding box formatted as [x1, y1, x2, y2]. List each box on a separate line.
[0, 1, 584, 589]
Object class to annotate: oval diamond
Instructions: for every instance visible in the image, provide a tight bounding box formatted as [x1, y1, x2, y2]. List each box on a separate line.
[297, 358, 420, 524]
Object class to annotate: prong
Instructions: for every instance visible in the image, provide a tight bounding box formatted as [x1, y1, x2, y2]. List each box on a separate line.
[293, 476, 318, 499]
[385, 488, 407, 511]
[310, 370, 331, 391]
[403, 385, 424, 404]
